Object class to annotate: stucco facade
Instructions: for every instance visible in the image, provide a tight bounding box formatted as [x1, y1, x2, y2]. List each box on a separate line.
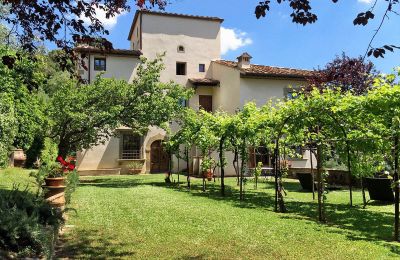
[76, 10, 315, 176]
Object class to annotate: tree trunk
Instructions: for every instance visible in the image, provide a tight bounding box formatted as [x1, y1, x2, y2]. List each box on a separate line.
[186, 147, 190, 189]
[394, 134, 399, 241]
[219, 137, 225, 196]
[233, 147, 239, 186]
[165, 152, 172, 183]
[177, 156, 180, 185]
[239, 141, 246, 201]
[310, 146, 315, 200]
[361, 177, 367, 208]
[240, 153, 245, 201]
[346, 142, 353, 207]
[316, 144, 325, 222]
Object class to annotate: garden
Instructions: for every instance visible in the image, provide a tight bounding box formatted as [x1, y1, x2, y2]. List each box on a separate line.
[1, 1, 400, 257]
[2, 170, 400, 259]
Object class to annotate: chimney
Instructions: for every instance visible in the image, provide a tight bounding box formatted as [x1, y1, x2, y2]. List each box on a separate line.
[237, 52, 252, 69]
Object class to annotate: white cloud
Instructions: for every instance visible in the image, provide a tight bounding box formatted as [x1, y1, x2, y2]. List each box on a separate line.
[358, 0, 373, 4]
[221, 27, 253, 55]
[80, 6, 127, 30]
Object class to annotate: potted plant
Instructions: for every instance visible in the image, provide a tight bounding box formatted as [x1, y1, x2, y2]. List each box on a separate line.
[40, 156, 75, 207]
[127, 161, 143, 175]
[201, 157, 215, 181]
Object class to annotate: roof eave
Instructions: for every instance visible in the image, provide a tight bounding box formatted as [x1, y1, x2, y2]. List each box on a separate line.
[74, 48, 142, 57]
[240, 72, 308, 81]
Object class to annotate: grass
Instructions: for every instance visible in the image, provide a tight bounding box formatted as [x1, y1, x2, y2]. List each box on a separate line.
[2, 169, 400, 259]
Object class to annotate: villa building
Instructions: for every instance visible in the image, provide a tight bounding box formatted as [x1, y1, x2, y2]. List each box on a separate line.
[75, 10, 315, 176]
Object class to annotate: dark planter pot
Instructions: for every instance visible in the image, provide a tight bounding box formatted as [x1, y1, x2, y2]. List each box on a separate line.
[43, 177, 66, 207]
[44, 177, 65, 187]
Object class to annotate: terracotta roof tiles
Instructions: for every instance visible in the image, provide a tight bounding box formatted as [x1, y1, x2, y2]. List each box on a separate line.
[189, 78, 220, 86]
[213, 60, 314, 80]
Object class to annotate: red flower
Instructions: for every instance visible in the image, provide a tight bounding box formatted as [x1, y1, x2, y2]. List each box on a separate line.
[57, 155, 68, 166]
[57, 155, 75, 172]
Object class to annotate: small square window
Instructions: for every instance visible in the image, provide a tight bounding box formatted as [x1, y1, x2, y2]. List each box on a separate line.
[199, 64, 205, 72]
[94, 57, 106, 71]
[176, 62, 186, 75]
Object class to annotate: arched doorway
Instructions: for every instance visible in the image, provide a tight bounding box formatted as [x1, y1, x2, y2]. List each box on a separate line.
[150, 140, 169, 173]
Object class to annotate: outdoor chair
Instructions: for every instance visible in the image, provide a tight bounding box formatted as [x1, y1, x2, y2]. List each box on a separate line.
[296, 172, 316, 191]
[363, 177, 394, 203]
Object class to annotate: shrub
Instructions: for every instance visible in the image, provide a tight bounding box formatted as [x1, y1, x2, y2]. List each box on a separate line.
[0, 186, 63, 258]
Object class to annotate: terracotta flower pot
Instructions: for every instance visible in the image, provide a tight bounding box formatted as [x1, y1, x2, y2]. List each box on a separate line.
[44, 177, 65, 187]
[43, 177, 66, 207]
[205, 170, 213, 181]
[43, 186, 66, 207]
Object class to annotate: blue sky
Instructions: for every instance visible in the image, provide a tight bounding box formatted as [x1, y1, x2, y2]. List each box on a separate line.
[85, 0, 399, 73]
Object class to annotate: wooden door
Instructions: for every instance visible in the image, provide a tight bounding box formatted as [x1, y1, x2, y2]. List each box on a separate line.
[199, 95, 213, 112]
[150, 140, 169, 173]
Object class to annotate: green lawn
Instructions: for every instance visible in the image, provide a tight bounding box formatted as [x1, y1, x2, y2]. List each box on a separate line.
[2, 169, 400, 259]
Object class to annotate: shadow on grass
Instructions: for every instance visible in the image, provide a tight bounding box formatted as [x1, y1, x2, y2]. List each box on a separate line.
[79, 178, 144, 188]
[74, 175, 400, 255]
[56, 228, 136, 259]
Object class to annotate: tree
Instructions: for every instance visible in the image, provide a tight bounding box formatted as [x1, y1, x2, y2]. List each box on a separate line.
[48, 55, 192, 157]
[304, 54, 378, 95]
[0, 46, 46, 154]
[168, 108, 203, 189]
[0, 93, 16, 167]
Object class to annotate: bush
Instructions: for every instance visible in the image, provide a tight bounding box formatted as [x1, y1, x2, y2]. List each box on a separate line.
[25, 135, 45, 168]
[0, 186, 63, 258]
[40, 138, 58, 165]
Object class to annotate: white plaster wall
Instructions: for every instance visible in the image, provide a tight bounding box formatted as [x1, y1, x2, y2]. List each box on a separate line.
[138, 13, 221, 85]
[239, 78, 306, 108]
[80, 55, 140, 83]
[290, 149, 317, 169]
[130, 18, 141, 50]
[76, 136, 120, 170]
[209, 62, 241, 114]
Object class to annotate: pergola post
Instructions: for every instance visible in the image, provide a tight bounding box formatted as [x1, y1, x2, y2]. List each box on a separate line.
[394, 133, 399, 241]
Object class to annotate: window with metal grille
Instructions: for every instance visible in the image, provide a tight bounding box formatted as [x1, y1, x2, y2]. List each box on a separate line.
[94, 57, 106, 71]
[121, 134, 141, 159]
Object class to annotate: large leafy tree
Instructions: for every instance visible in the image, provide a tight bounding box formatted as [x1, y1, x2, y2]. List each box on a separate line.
[0, 93, 16, 167]
[304, 54, 378, 95]
[48, 55, 192, 157]
[0, 46, 46, 153]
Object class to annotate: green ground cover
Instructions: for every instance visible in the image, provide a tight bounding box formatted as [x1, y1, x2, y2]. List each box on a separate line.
[1, 169, 400, 259]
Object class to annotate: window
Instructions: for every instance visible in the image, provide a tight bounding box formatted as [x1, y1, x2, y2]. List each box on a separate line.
[285, 87, 299, 100]
[94, 57, 106, 71]
[176, 62, 186, 75]
[121, 134, 142, 159]
[199, 95, 212, 112]
[177, 45, 185, 53]
[199, 64, 205, 72]
[179, 98, 187, 107]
